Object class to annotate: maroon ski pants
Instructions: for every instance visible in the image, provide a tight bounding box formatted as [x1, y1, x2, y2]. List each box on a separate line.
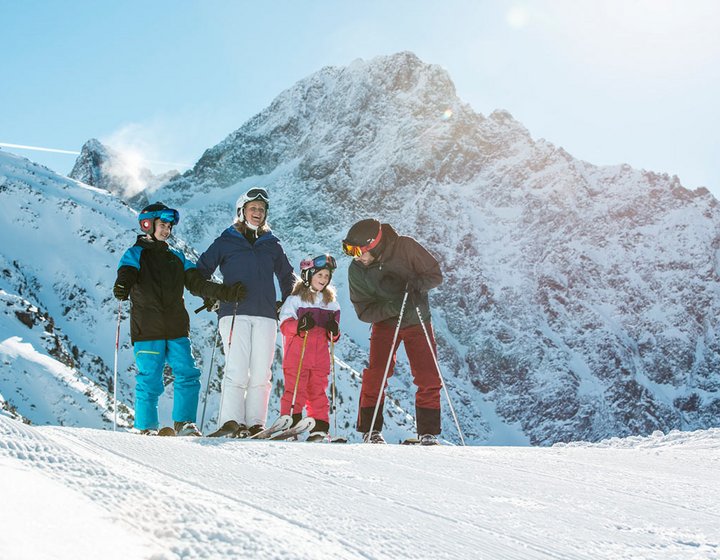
[358, 321, 442, 435]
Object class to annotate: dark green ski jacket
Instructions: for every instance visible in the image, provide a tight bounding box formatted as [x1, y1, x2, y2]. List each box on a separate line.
[348, 224, 442, 328]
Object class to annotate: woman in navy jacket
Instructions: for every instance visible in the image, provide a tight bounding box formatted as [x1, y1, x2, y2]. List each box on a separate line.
[197, 187, 295, 436]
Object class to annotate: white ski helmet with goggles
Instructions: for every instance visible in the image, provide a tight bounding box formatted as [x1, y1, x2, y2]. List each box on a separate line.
[235, 187, 270, 226]
[138, 202, 179, 236]
[300, 254, 337, 288]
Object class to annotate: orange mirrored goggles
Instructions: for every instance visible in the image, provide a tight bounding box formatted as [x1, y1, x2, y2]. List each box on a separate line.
[342, 241, 364, 257]
[342, 227, 383, 257]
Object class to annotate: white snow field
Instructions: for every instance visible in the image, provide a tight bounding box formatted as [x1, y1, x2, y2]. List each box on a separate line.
[0, 415, 718, 560]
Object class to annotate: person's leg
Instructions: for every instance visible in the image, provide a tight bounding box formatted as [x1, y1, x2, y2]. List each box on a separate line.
[244, 316, 277, 427]
[306, 367, 330, 432]
[133, 340, 166, 430]
[166, 337, 202, 424]
[403, 322, 442, 435]
[217, 315, 252, 427]
[357, 322, 401, 433]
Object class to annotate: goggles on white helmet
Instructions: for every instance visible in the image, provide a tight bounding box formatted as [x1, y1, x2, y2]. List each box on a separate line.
[236, 187, 270, 221]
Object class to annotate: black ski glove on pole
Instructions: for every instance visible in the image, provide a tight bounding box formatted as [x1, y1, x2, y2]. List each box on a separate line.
[113, 283, 130, 301]
[326, 317, 339, 337]
[218, 282, 247, 302]
[297, 313, 315, 335]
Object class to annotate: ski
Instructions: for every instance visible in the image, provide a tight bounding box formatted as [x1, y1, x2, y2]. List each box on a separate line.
[402, 437, 440, 446]
[158, 427, 176, 437]
[207, 420, 244, 438]
[249, 415, 293, 440]
[306, 433, 348, 443]
[270, 417, 316, 441]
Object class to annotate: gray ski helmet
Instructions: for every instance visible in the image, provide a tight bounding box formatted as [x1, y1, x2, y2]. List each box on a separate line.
[139, 202, 179, 235]
[342, 219, 382, 257]
[236, 187, 269, 223]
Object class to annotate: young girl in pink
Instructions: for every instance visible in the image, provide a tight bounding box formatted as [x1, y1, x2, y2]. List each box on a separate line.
[278, 255, 341, 440]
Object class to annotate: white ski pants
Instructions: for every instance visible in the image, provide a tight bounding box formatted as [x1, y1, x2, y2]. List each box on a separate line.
[217, 314, 277, 427]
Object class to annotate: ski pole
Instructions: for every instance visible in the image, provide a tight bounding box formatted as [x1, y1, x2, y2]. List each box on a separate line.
[414, 305, 466, 446]
[200, 326, 220, 432]
[290, 333, 309, 416]
[330, 337, 337, 438]
[113, 300, 122, 431]
[216, 302, 238, 429]
[368, 291, 409, 440]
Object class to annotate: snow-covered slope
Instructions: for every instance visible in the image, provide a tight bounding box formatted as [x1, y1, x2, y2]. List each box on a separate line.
[1, 415, 718, 559]
[145, 51, 720, 444]
[0, 151, 142, 427]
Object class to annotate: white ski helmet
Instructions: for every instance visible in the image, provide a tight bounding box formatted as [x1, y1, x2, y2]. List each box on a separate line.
[235, 187, 269, 224]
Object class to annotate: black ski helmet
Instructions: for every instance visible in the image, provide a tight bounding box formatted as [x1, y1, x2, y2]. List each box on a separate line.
[138, 202, 179, 236]
[342, 219, 383, 257]
[300, 254, 337, 288]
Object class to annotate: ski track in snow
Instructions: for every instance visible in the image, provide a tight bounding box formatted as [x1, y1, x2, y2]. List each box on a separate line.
[1, 416, 719, 559]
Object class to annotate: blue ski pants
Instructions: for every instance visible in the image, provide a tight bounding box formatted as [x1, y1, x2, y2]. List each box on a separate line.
[133, 337, 201, 430]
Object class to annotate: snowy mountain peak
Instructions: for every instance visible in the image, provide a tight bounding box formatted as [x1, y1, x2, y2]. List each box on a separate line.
[69, 138, 179, 203]
[147, 51, 720, 445]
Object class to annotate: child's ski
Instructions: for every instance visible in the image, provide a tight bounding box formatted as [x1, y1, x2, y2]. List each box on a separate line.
[158, 427, 176, 437]
[250, 415, 293, 439]
[270, 417, 315, 441]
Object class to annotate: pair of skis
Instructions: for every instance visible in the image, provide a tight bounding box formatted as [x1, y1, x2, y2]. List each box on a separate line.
[250, 416, 347, 442]
[204, 415, 301, 439]
[261, 417, 348, 443]
[206, 415, 334, 442]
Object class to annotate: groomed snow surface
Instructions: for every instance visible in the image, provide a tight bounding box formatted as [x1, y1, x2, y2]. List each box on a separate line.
[0, 416, 718, 560]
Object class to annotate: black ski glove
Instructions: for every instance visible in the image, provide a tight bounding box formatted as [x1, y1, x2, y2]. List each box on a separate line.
[113, 282, 130, 301]
[326, 317, 339, 337]
[407, 277, 428, 303]
[218, 282, 246, 302]
[297, 313, 315, 334]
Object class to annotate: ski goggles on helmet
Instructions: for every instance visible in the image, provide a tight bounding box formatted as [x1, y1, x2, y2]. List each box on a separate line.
[139, 208, 180, 226]
[342, 227, 383, 257]
[157, 209, 179, 224]
[245, 187, 269, 203]
[300, 254, 337, 271]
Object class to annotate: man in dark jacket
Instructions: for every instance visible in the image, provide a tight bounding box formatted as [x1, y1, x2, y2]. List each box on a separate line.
[113, 202, 245, 436]
[342, 218, 443, 445]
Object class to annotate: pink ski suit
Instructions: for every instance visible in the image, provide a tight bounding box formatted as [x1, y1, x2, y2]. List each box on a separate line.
[278, 292, 341, 422]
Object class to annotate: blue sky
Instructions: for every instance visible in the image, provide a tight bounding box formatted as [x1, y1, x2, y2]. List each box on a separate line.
[2, 0, 719, 196]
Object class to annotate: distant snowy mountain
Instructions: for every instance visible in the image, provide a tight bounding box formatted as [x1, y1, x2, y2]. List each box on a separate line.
[69, 138, 179, 203]
[2, 52, 719, 445]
